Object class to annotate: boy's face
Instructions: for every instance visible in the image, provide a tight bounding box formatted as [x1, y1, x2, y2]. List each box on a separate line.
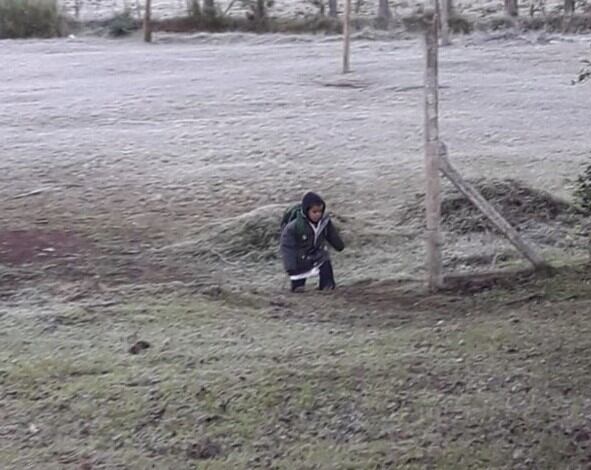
[307, 204, 324, 223]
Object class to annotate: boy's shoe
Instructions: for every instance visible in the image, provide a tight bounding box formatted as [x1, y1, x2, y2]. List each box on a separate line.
[292, 286, 306, 293]
[318, 284, 335, 291]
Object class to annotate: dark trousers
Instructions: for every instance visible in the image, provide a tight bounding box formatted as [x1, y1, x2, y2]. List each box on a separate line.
[291, 261, 336, 292]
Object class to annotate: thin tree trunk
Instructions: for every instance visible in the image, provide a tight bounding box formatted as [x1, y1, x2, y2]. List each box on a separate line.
[328, 0, 337, 17]
[343, 0, 351, 73]
[378, 0, 392, 19]
[424, 11, 443, 291]
[564, 0, 575, 15]
[355, 0, 362, 14]
[256, 0, 265, 20]
[143, 0, 152, 42]
[203, 0, 215, 18]
[504, 0, 518, 17]
[440, 0, 450, 45]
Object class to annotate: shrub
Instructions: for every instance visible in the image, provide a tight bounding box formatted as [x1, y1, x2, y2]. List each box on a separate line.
[449, 14, 474, 34]
[0, 0, 66, 39]
[241, 0, 274, 30]
[574, 162, 591, 212]
[106, 10, 140, 37]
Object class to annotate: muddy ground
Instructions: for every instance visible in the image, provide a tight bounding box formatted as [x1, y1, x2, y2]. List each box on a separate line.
[2, 33, 591, 468]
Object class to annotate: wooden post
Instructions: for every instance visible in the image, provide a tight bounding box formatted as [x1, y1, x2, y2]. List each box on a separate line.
[440, 0, 451, 46]
[143, 0, 152, 43]
[343, 0, 352, 73]
[424, 10, 443, 291]
[438, 142, 550, 272]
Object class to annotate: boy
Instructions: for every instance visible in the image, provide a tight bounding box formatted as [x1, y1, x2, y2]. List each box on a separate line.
[280, 192, 345, 292]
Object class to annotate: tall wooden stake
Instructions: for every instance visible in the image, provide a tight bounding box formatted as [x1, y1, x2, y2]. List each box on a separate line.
[424, 10, 443, 291]
[143, 0, 152, 43]
[343, 0, 352, 73]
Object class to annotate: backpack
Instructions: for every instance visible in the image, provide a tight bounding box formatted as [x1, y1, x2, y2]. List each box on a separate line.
[281, 204, 301, 232]
[280, 204, 306, 237]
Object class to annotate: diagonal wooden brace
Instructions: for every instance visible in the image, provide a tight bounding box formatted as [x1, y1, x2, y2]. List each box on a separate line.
[438, 142, 552, 273]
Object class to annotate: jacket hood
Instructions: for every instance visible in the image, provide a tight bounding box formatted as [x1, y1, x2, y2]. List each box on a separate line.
[301, 192, 325, 217]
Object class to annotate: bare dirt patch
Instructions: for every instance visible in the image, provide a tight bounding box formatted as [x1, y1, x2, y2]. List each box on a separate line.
[0, 229, 87, 265]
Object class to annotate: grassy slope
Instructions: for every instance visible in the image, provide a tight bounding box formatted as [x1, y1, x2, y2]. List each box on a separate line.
[3, 267, 591, 469]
